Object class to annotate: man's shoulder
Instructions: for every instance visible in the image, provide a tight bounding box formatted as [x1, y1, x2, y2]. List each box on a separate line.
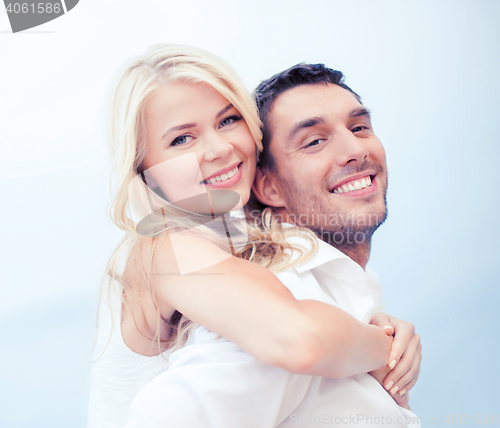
[282, 227, 351, 274]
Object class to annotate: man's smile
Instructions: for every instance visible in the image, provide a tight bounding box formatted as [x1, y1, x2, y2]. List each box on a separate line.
[329, 171, 379, 197]
[331, 175, 372, 194]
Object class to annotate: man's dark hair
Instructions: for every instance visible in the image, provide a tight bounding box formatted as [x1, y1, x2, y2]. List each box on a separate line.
[254, 63, 361, 171]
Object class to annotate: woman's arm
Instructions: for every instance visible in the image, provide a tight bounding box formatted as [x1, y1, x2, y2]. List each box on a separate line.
[134, 234, 392, 378]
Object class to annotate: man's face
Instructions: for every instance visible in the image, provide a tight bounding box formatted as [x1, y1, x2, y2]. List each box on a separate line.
[265, 83, 388, 244]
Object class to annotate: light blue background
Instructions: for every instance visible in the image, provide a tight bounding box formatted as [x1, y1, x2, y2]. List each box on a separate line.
[1, 1, 498, 426]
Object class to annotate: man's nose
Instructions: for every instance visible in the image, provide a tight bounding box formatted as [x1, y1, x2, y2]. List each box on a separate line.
[334, 130, 369, 166]
[203, 131, 233, 162]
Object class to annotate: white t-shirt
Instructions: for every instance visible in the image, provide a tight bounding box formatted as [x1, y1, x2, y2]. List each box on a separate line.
[87, 244, 172, 428]
[124, 235, 421, 428]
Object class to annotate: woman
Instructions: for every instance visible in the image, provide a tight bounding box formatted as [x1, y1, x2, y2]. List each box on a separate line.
[88, 44, 419, 427]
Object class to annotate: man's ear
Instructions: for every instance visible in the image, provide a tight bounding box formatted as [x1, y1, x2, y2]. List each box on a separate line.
[252, 167, 286, 208]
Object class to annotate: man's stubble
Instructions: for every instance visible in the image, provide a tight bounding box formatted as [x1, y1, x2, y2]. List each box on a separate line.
[276, 167, 388, 251]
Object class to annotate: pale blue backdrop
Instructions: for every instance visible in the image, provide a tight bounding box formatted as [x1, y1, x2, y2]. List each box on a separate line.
[1, 1, 499, 427]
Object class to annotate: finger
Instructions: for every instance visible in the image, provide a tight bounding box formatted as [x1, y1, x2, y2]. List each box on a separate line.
[398, 365, 421, 396]
[369, 312, 394, 336]
[384, 335, 420, 393]
[393, 352, 421, 396]
[387, 342, 422, 396]
[387, 322, 416, 369]
[396, 343, 422, 391]
[383, 325, 395, 336]
[392, 333, 420, 380]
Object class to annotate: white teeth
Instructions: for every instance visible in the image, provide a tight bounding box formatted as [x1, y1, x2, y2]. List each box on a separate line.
[203, 165, 240, 184]
[333, 176, 372, 194]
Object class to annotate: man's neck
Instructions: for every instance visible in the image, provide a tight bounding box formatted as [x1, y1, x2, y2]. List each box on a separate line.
[280, 211, 372, 269]
[321, 236, 371, 270]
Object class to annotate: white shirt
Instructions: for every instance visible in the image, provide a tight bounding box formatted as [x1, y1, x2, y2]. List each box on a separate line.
[124, 234, 421, 428]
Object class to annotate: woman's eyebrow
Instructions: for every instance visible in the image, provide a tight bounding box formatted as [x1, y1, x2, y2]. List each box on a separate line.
[216, 103, 234, 119]
[161, 104, 234, 141]
[162, 123, 196, 141]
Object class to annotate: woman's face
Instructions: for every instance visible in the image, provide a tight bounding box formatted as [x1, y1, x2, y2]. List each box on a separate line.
[142, 81, 257, 212]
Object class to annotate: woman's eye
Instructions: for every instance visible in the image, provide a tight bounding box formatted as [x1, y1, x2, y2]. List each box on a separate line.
[170, 135, 192, 147]
[219, 115, 242, 128]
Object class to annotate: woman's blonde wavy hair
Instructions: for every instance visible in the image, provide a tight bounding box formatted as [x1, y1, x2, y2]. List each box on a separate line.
[101, 44, 318, 356]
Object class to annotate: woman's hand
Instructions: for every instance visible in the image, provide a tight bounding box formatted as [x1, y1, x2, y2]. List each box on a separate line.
[369, 366, 411, 410]
[369, 312, 422, 404]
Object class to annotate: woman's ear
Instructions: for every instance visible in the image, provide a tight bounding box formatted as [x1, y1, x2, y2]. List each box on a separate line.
[252, 168, 286, 208]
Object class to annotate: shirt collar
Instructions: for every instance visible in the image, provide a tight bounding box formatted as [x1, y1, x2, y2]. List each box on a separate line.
[282, 224, 383, 320]
[282, 223, 359, 274]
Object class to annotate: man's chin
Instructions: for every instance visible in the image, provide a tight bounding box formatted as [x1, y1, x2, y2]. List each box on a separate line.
[307, 205, 387, 245]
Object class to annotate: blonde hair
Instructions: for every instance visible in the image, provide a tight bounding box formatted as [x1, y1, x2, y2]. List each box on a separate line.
[101, 44, 317, 356]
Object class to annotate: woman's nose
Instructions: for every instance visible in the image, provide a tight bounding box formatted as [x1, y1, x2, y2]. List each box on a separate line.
[203, 132, 233, 162]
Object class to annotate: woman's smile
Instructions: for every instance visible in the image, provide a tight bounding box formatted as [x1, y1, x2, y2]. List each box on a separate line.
[202, 162, 242, 188]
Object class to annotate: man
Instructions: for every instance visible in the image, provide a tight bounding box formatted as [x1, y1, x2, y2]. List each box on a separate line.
[125, 64, 422, 428]
[252, 63, 386, 271]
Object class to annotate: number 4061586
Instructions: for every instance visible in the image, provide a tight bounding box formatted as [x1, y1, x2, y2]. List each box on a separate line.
[5, 3, 61, 14]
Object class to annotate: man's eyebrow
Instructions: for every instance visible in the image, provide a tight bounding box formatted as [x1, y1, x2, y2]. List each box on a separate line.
[287, 117, 325, 141]
[349, 107, 371, 119]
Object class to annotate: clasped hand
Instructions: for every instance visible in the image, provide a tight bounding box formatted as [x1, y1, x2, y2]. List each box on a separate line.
[369, 313, 422, 410]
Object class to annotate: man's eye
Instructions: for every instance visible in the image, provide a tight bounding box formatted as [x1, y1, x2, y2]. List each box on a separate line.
[352, 125, 369, 133]
[170, 135, 193, 146]
[303, 139, 324, 149]
[219, 115, 242, 128]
